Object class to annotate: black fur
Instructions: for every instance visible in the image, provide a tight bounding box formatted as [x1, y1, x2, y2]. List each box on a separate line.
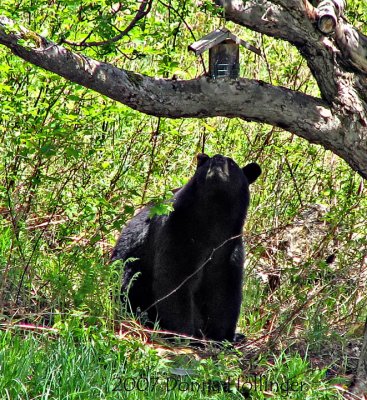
[111, 154, 261, 341]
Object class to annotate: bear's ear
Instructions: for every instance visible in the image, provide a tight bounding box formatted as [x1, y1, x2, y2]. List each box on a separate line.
[242, 163, 261, 184]
[196, 153, 210, 167]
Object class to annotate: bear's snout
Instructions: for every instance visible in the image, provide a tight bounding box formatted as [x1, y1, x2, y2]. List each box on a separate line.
[207, 156, 229, 180]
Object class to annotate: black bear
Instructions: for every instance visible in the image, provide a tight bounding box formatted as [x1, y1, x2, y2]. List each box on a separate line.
[111, 154, 261, 341]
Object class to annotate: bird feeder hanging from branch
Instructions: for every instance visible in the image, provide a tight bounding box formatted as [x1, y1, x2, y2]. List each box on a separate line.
[188, 28, 261, 79]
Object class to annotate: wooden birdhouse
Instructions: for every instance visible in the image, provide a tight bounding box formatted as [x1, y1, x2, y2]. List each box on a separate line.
[188, 28, 260, 79]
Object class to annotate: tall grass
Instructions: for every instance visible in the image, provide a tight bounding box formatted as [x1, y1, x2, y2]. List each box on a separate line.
[0, 322, 344, 399]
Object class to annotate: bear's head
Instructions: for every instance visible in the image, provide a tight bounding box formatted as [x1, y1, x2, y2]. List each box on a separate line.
[195, 153, 261, 194]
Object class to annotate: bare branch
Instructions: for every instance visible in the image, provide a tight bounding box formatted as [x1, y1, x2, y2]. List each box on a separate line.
[144, 234, 243, 312]
[63, 0, 153, 48]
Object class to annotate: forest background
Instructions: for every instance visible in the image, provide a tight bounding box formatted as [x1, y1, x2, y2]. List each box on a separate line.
[0, 0, 366, 398]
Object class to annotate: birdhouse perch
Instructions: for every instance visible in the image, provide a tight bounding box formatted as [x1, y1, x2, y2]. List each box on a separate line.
[188, 28, 261, 79]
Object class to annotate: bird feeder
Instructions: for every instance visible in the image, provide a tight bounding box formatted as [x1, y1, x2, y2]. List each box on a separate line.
[188, 28, 261, 79]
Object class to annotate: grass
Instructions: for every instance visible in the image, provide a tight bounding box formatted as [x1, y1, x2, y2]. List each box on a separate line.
[0, 320, 345, 400]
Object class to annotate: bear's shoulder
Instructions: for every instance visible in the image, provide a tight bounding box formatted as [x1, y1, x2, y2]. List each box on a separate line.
[111, 206, 152, 261]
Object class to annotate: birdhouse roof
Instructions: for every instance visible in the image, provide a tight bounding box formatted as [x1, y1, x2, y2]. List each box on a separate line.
[188, 28, 261, 56]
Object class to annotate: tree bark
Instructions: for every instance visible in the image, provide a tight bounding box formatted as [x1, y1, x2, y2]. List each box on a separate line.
[1, 11, 366, 178]
[1, 3, 367, 178]
[0, 0, 367, 180]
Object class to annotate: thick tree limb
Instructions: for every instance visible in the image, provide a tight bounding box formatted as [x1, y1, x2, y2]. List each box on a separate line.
[216, 0, 342, 101]
[0, 12, 367, 179]
[218, 1, 367, 86]
[312, 0, 367, 74]
[316, 0, 345, 35]
[335, 20, 367, 74]
[215, 0, 314, 45]
[0, 16, 335, 130]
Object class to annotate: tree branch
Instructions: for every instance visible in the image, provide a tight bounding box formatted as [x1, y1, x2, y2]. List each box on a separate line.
[215, 0, 340, 101]
[316, 0, 345, 35]
[63, 0, 153, 48]
[334, 19, 367, 75]
[2, 15, 367, 179]
[215, 0, 317, 45]
[0, 17, 335, 126]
